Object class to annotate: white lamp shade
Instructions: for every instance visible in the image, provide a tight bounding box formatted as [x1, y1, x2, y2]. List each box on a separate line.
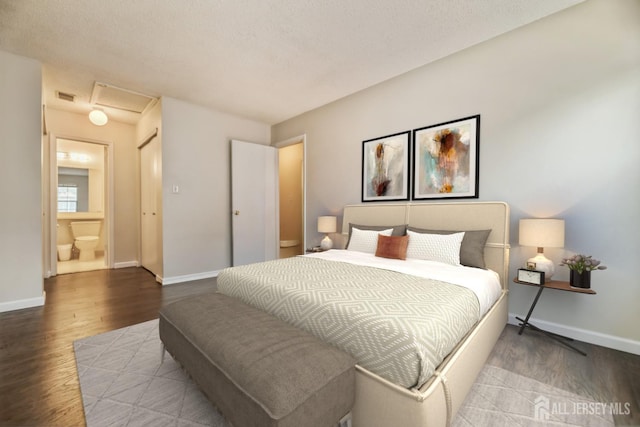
[89, 109, 108, 126]
[519, 218, 565, 248]
[317, 216, 337, 233]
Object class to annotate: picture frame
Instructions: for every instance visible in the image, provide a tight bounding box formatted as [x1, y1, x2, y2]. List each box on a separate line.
[361, 131, 410, 202]
[412, 115, 480, 200]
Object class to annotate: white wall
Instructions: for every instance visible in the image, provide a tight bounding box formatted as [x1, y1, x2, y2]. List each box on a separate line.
[45, 108, 139, 266]
[160, 97, 271, 282]
[273, 0, 640, 351]
[0, 51, 43, 311]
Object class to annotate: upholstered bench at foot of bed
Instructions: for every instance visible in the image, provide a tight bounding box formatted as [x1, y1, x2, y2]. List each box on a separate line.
[159, 292, 355, 427]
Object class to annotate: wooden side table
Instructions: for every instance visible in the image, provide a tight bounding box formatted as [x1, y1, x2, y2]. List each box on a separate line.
[513, 278, 596, 356]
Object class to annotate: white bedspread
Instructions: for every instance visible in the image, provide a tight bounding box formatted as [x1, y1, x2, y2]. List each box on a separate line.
[304, 249, 502, 316]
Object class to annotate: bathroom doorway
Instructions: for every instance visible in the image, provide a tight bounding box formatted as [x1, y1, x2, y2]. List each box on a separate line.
[275, 135, 305, 259]
[48, 136, 114, 276]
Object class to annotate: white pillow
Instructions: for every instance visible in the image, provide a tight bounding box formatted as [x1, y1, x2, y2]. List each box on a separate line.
[347, 227, 393, 253]
[406, 230, 465, 265]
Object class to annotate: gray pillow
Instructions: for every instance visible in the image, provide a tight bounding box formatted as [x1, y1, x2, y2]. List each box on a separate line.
[347, 223, 407, 249]
[407, 227, 491, 269]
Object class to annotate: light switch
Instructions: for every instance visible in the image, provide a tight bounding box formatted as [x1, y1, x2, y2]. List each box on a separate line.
[172, 185, 180, 194]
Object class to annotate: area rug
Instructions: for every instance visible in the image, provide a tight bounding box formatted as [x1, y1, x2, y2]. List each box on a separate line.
[74, 319, 614, 427]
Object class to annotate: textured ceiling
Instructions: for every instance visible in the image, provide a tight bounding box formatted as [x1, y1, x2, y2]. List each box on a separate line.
[0, 0, 582, 125]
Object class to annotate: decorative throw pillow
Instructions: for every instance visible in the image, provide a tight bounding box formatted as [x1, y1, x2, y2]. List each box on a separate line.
[406, 230, 465, 266]
[346, 223, 407, 248]
[375, 234, 409, 260]
[407, 227, 491, 269]
[347, 227, 393, 254]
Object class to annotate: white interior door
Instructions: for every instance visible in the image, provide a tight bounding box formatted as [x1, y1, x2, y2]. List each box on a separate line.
[231, 139, 278, 266]
[140, 136, 161, 275]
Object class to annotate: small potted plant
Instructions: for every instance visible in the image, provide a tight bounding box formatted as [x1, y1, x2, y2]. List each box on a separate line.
[559, 254, 607, 288]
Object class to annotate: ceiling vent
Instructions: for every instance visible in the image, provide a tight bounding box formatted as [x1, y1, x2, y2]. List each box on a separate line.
[56, 91, 76, 102]
[90, 82, 157, 114]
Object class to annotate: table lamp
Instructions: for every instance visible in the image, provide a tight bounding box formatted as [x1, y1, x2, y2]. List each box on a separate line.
[519, 218, 565, 281]
[318, 216, 337, 250]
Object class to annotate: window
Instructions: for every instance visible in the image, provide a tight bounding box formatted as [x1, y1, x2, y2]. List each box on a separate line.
[58, 184, 78, 212]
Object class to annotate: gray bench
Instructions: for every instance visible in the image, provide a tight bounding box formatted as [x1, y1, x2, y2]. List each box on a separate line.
[159, 292, 355, 427]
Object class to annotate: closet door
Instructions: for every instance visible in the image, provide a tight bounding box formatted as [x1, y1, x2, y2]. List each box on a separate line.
[140, 136, 161, 276]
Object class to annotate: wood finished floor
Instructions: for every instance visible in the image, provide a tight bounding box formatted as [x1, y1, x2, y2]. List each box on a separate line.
[0, 267, 638, 426]
[487, 325, 639, 426]
[0, 268, 217, 427]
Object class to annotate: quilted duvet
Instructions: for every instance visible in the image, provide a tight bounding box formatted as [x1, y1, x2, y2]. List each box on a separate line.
[217, 256, 480, 389]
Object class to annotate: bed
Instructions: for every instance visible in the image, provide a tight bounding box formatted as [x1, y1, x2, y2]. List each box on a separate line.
[218, 201, 510, 427]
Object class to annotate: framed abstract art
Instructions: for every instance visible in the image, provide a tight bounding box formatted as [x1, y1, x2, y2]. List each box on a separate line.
[412, 115, 480, 200]
[361, 131, 410, 202]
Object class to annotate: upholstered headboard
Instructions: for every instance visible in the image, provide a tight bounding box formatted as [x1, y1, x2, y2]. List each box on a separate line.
[341, 202, 510, 289]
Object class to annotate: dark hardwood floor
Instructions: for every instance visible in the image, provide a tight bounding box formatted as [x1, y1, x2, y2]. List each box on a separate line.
[0, 267, 638, 426]
[0, 267, 216, 427]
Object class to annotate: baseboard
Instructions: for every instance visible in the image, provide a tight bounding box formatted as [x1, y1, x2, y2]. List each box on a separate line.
[508, 313, 640, 356]
[114, 261, 140, 269]
[160, 270, 220, 286]
[0, 294, 46, 313]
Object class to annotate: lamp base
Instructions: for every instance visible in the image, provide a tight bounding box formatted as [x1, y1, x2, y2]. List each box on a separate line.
[527, 253, 555, 281]
[320, 235, 333, 250]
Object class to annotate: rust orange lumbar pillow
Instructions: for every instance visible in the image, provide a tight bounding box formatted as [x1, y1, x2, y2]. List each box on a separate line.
[375, 234, 409, 260]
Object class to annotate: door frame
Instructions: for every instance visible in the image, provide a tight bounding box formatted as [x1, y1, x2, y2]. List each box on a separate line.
[273, 134, 307, 252]
[46, 134, 115, 277]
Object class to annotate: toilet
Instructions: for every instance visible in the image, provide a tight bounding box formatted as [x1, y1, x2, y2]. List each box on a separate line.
[70, 221, 101, 261]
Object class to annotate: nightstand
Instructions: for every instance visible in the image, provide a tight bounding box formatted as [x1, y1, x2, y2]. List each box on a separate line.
[513, 278, 596, 356]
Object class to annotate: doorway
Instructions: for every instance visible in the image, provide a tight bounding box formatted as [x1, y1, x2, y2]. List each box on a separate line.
[276, 136, 305, 259]
[48, 136, 113, 276]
